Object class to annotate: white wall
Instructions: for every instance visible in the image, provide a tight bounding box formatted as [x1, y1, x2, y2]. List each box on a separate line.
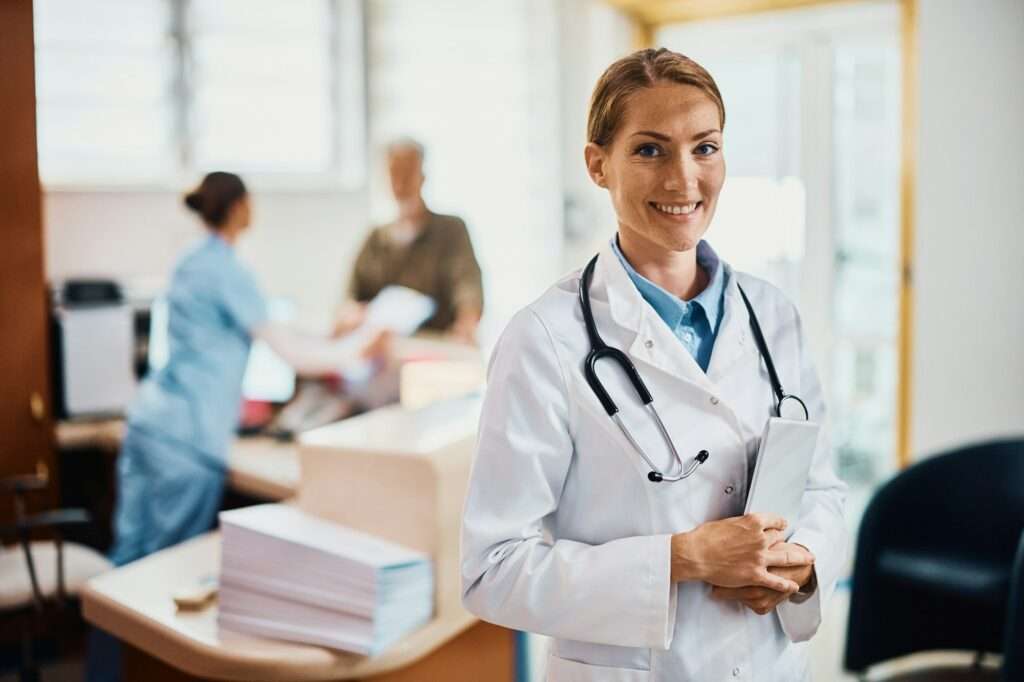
[44, 190, 369, 330]
[557, 0, 634, 272]
[910, 0, 1024, 456]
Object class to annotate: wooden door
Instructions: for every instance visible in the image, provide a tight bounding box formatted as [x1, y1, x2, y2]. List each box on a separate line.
[0, 0, 57, 519]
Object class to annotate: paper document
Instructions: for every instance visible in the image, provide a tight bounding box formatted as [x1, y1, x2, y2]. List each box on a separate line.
[342, 286, 436, 386]
[743, 418, 820, 539]
[217, 504, 434, 655]
[363, 285, 436, 336]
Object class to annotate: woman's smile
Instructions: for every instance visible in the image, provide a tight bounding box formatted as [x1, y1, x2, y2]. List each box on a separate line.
[649, 200, 703, 221]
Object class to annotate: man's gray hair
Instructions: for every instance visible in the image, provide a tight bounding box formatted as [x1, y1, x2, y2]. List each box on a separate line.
[386, 136, 425, 164]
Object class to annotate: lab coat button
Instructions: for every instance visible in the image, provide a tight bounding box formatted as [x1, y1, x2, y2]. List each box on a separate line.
[725, 485, 734, 494]
[732, 667, 741, 677]
[644, 339, 654, 349]
[710, 396, 720, 405]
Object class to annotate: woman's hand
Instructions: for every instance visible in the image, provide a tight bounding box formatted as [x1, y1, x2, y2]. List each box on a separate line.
[360, 329, 394, 364]
[709, 543, 815, 615]
[331, 302, 367, 338]
[670, 514, 814, 593]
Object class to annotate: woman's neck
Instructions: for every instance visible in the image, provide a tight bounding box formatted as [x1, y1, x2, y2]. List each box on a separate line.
[214, 224, 242, 246]
[617, 229, 708, 301]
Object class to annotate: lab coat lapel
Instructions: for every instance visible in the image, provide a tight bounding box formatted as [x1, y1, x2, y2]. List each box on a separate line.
[594, 242, 713, 391]
[706, 265, 755, 383]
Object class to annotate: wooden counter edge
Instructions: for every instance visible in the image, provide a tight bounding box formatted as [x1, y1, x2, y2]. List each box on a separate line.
[82, 579, 480, 681]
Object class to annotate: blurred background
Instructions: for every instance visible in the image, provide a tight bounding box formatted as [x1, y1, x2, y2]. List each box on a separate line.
[2, 0, 1022, 681]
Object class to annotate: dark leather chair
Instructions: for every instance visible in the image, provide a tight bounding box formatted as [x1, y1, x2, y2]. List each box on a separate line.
[1003, 529, 1024, 682]
[844, 438, 1024, 681]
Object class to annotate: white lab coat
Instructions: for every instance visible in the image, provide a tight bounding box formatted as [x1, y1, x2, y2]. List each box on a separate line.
[461, 241, 847, 682]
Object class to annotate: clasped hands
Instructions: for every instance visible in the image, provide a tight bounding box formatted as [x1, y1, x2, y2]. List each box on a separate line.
[670, 513, 815, 616]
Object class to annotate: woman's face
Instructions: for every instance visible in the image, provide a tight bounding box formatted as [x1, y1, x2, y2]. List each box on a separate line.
[585, 82, 725, 254]
[232, 194, 252, 230]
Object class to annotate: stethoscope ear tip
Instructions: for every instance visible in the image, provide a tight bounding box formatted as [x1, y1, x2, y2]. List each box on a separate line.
[647, 471, 663, 483]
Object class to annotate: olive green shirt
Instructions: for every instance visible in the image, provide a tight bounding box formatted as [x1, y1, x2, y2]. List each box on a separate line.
[348, 212, 484, 331]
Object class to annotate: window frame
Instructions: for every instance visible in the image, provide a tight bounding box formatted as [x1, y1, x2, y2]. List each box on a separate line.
[36, 0, 367, 193]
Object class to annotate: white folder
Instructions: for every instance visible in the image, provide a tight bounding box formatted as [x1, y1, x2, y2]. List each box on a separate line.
[743, 417, 821, 539]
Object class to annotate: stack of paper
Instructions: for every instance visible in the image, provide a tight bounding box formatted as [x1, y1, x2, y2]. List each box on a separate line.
[217, 504, 434, 655]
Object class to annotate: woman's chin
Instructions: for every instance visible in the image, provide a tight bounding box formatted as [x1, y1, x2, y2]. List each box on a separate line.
[649, 227, 706, 253]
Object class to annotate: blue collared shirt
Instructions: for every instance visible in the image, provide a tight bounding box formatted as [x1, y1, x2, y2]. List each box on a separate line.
[611, 237, 727, 372]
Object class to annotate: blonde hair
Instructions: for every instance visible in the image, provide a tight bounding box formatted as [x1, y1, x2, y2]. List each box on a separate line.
[587, 48, 725, 147]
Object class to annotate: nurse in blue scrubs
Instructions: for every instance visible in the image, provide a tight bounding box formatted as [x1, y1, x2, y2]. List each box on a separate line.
[108, 171, 385, 566]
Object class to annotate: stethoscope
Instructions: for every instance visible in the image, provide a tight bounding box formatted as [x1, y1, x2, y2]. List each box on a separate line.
[579, 253, 809, 483]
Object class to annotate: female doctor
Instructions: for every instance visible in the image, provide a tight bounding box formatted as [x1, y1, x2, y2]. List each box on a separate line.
[460, 49, 846, 681]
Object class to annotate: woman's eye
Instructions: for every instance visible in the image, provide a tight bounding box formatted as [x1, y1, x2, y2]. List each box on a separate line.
[635, 144, 662, 158]
[696, 143, 719, 156]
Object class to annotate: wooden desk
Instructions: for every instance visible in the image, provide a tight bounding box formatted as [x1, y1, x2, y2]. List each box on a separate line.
[225, 437, 298, 501]
[82, 534, 513, 682]
[55, 419, 299, 501]
[55, 418, 125, 452]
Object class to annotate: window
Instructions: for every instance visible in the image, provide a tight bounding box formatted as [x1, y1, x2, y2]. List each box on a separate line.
[34, 0, 365, 188]
[34, 0, 176, 184]
[366, 0, 563, 341]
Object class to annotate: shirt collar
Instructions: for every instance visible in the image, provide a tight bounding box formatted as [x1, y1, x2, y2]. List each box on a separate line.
[610, 236, 726, 333]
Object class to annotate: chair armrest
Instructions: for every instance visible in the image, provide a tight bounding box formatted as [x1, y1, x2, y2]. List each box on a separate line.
[20, 508, 91, 530]
[0, 473, 48, 494]
[0, 508, 91, 537]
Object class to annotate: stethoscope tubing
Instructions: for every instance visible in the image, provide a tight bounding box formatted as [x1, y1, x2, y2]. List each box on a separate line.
[579, 253, 807, 483]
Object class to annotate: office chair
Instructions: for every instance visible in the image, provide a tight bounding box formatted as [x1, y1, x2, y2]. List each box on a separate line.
[1002, 529, 1024, 682]
[0, 473, 111, 682]
[843, 438, 1024, 681]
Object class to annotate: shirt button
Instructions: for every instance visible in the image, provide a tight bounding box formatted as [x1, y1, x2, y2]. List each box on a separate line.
[733, 667, 741, 677]
[710, 396, 720, 405]
[724, 485, 734, 495]
[644, 339, 654, 349]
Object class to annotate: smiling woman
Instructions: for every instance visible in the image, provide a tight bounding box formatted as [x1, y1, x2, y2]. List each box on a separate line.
[583, 52, 727, 298]
[461, 47, 846, 682]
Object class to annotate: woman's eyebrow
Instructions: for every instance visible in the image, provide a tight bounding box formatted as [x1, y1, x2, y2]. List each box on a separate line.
[630, 130, 671, 141]
[691, 128, 720, 140]
[629, 128, 721, 141]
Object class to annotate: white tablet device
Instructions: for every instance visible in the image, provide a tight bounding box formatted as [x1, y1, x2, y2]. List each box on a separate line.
[743, 417, 821, 539]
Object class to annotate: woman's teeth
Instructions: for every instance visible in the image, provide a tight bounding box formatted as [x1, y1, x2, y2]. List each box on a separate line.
[652, 202, 700, 215]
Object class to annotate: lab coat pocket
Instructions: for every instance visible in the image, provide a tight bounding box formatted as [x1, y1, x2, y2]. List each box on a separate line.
[547, 653, 652, 682]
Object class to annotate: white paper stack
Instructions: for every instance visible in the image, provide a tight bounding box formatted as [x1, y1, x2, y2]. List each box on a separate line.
[217, 504, 434, 655]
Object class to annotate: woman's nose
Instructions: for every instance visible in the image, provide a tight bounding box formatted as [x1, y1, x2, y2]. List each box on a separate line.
[663, 154, 698, 192]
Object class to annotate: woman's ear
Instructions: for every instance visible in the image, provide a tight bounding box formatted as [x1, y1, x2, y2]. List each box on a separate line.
[584, 142, 608, 189]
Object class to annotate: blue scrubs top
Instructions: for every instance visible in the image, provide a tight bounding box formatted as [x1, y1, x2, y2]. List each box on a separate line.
[128, 234, 268, 464]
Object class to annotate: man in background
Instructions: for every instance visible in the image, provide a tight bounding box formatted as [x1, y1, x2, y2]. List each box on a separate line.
[335, 138, 483, 344]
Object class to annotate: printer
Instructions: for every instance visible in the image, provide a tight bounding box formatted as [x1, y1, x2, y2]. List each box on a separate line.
[50, 279, 138, 419]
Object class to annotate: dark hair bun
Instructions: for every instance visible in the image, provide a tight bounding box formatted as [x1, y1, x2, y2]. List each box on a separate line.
[184, 191, 204, 212]
[182, 172, 247, 229]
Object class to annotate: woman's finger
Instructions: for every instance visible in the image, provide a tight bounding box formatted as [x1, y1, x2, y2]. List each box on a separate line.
[763, 546, 814, 567]
[712, 587, 747, 601]
[748, 513, 787, 532]
[755, 569, 799, 593]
